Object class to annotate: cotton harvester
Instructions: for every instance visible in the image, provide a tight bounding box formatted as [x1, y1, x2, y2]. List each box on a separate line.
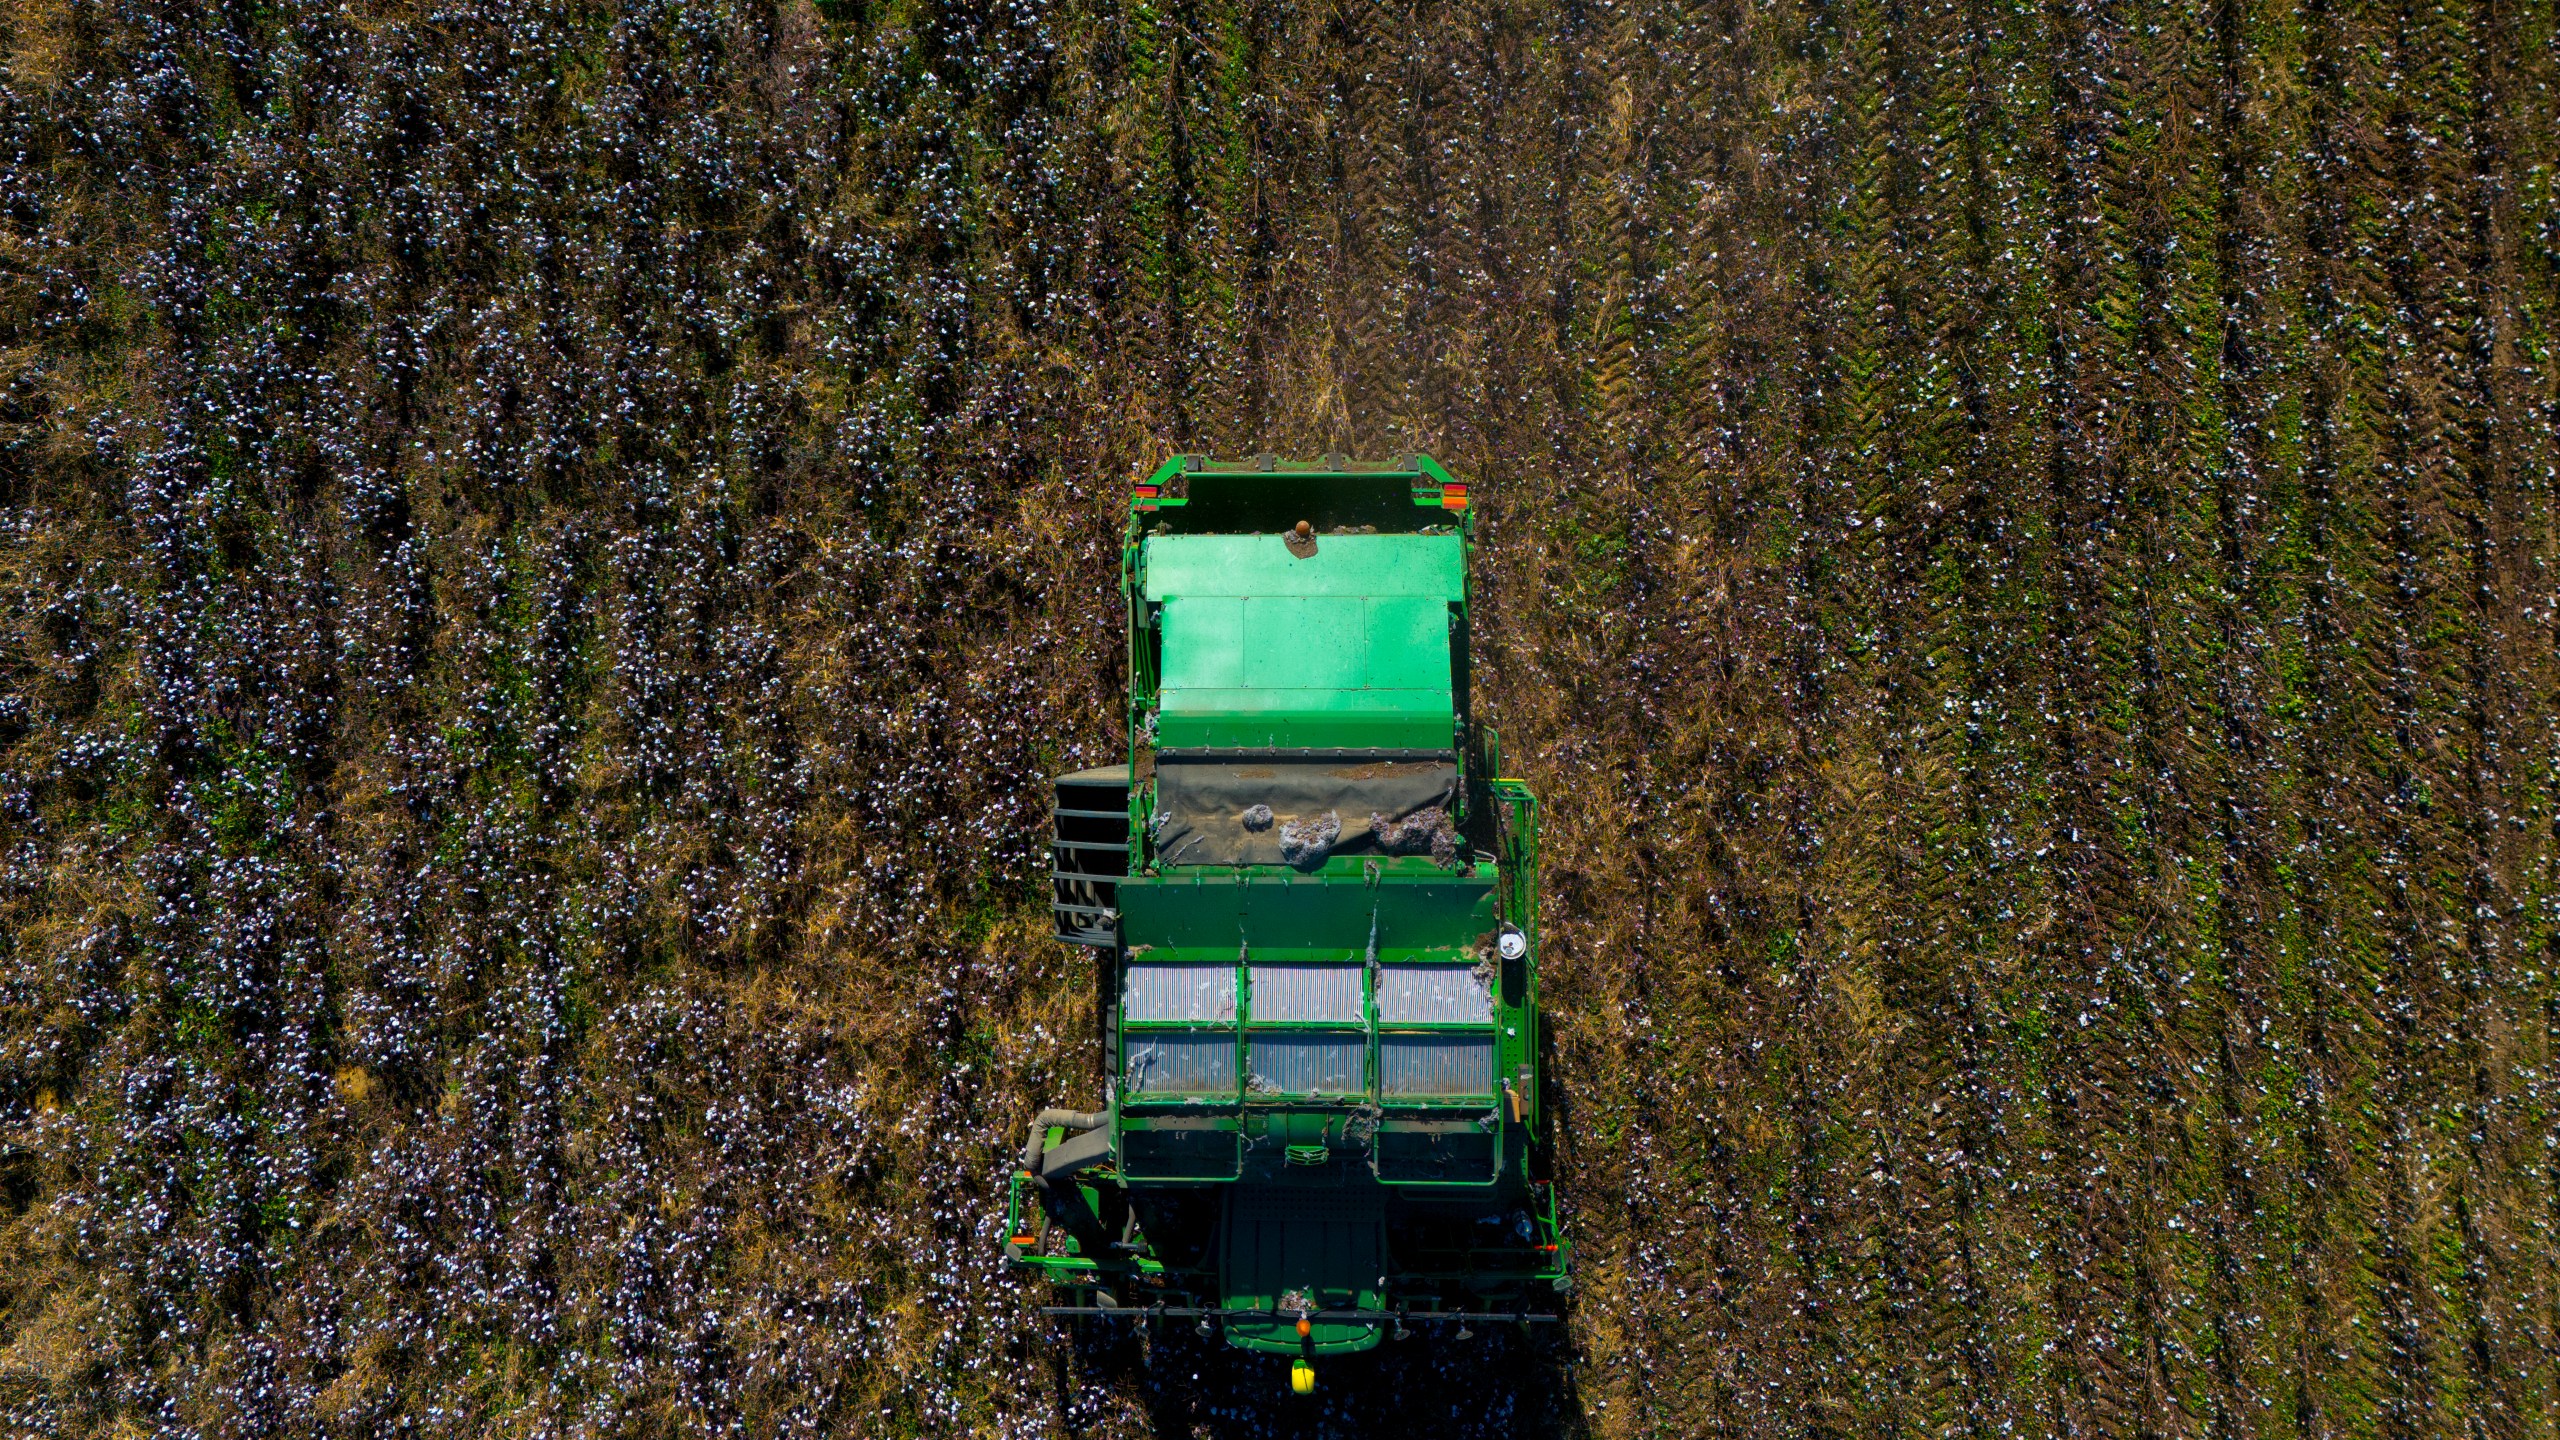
[1004, 455, 1569, 1394]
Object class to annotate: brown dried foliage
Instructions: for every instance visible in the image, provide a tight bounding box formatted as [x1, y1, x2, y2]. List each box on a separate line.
[0, 0, 2554, 1436]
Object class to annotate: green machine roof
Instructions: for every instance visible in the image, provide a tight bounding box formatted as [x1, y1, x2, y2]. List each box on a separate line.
[1142, 532, 1465, 750]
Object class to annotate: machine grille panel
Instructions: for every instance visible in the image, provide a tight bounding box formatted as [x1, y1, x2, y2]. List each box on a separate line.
[1125, 1033, 1237, 1096]
[1247, 965, 1364, 1023]
[1124, 964, 1237, 1022]
[1120, 1126, 1242, 1180]
[1375, 1126, 1498, 1182]
[1247, 1031, 1366, 1096]
[1379, 1033, 1494, 1097]
[1375, 965, 1492, 1023]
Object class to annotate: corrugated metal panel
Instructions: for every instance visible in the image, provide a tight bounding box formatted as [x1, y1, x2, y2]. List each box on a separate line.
[1125, 1033, 1237, 1096]
[1379, 1033, 1495, 1097]
[1247, 1031, 1366, 1096]
[1248, 965, 1364, 1023]
[1124, 964, 1236, 1022]
[1375, 965, 1492, 1024]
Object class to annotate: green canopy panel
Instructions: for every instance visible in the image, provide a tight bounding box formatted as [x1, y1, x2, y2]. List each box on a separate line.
[1147, 532, 1462, 752]
[1158, 595, 1453, 749]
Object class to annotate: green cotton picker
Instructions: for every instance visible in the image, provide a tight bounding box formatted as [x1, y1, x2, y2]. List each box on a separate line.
[1004, 455, 1570, 1395]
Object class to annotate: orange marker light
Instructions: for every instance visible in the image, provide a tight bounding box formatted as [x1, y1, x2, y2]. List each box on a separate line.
[1440, 483, 1469, 510]
[1296, 1317, 1312, 1338]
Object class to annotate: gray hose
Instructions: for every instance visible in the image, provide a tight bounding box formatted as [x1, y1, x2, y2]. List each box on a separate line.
[1021, 1107, 1110, 1171]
